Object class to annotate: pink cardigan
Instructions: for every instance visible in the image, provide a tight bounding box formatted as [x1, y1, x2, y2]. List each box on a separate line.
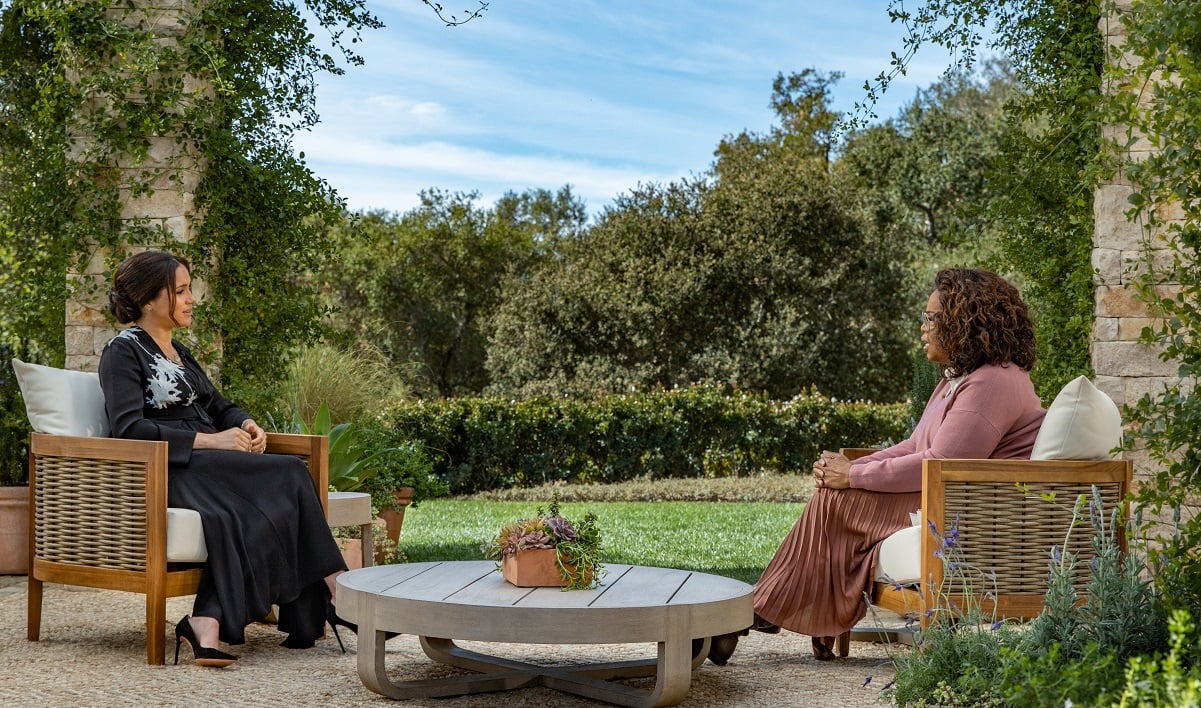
[848, 364, 1046, 493]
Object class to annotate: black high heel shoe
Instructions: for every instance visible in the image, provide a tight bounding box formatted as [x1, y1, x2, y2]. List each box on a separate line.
[326, 601, 356, 653]
[325, 602, 398, 653]
[175, 615, 237, 668]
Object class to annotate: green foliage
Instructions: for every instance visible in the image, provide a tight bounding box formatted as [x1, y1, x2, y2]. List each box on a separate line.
[284, 341, 407, 427]
[482, 496, 604, 590]
[851, 0, 1102, 402]
[357, 418, 447, 509]
[1024, 489, 1166, 663]
[0, 351, 30, 485]
[891, 489, 1168, 707]
[1118, 610, 1201, 708]
[907, 347, 943, 432]
[380, 384, 907, 494]
[998, 641, 1125, 707]
[489, 77, 915, 402]
[324, 188, 584, 398]
[1112, 0, 1201, 628]
[0, 0, 382, 417]
[840, 62, 1015, 254]
[295, 402, 386, 493]
[888, 612, 1021, 706]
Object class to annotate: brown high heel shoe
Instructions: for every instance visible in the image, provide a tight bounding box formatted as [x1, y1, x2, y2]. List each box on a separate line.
[811, 635, 837, 661]
[751, 613, 781, 634]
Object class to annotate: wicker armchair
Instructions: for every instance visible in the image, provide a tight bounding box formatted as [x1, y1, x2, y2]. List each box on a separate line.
[26, 431, 329, 665]
[841, 453, 1131, 653]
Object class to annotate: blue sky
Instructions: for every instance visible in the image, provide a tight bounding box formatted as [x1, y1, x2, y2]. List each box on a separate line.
[294, 0, 962, 217]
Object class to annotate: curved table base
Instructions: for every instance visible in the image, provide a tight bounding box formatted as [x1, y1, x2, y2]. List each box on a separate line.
[357, 628, 711, 707]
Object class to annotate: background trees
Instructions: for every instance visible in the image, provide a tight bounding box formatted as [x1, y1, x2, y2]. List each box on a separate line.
[486, 72, 912, 401]
[323, 187, 585, 397]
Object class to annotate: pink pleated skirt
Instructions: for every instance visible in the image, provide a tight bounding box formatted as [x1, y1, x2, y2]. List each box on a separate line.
[753, 487, 921, 638]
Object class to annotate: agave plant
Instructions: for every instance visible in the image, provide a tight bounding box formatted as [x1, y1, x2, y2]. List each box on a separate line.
[297, 402, 392, 492]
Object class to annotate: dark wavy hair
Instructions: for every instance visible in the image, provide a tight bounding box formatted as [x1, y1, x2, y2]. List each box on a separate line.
[933, 267, 1036, 375]
[108, 250, 191, 326]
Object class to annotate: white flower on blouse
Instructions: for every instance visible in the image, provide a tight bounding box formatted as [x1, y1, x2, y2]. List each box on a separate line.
[113, 328, 197, 409]
[146, 357, 184, 409]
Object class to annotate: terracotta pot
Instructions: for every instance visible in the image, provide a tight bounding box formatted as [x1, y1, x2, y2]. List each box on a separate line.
[501, 548, 591, 588]
[0, 485, 30, 575]
[337, 537, 364, 571]
[376, 486, 415, 557]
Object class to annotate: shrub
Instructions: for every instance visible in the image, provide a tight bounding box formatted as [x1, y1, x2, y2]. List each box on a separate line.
[284, 341, 407, 426]
[380, 383, 908, 494]
[889, 488, 1168, 707]
[0, 350, 30, 486]
[1118, 610, 1201, 708]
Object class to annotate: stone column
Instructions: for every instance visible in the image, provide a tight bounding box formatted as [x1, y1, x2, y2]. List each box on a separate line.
[65, 1, 206, 372]
[1094, 3, 1185, 502]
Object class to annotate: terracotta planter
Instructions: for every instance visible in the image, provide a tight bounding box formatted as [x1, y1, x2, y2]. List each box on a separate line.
[502, 548, 591, 588]
[375, 486, 414, 564]
[337, 537, 364, 571]
[0, 485, 30, 575]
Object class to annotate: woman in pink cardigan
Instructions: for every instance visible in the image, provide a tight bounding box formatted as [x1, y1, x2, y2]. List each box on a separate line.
[709, 267, 1046, 665]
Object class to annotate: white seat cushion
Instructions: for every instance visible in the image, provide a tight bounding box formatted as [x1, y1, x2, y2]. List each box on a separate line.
[875, 524, 921, 586]
[11, 359, 110, 437]
[1031, 375, 1122, 460]
[166, 507, 207, 563]
[13, 359, 208, 563]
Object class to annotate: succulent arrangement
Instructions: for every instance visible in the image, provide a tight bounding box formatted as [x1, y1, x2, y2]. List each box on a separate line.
[483, 496, 603, 590]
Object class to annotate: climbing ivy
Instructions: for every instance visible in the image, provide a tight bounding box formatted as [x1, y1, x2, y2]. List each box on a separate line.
[854, 0, 1104, 401]
[0, 0, 384, 415]
[1110, 0, 1201, 624]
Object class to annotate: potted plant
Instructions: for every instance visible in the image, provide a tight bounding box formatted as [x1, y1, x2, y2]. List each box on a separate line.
[297, 405, 447, 564]
[0, 353, 32, 574]
[482, 497, 603, 590]
[358, 421, 447, 559]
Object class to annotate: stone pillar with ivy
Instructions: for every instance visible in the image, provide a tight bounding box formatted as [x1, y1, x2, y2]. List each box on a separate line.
[64, 1, 207, 372]
[1098, 0, 1201, 576]
[1093, 1, 1182, 478]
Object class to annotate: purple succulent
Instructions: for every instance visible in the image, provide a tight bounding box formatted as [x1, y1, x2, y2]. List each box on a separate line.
[546, 515, 578, 541]
[519, 530, 554, 550]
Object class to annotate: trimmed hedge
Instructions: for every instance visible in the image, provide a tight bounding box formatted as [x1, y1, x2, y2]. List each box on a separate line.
[380, 384, 907, 494]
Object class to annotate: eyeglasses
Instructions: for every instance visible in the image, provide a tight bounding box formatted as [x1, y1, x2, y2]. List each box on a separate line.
[921, 311, 941, 326]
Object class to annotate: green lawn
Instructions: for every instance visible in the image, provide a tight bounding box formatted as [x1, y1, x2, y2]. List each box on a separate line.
[399, 499, 805, 585]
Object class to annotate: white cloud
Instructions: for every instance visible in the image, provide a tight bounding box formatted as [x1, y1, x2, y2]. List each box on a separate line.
[300, 0, 977, 215]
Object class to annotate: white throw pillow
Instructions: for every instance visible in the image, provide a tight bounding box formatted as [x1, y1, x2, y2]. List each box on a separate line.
[11, 359, 110, 437]
[1030, 375, 1121, 460]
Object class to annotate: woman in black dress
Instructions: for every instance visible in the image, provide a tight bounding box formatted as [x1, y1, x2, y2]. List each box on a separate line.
[99, 250, 348, 666]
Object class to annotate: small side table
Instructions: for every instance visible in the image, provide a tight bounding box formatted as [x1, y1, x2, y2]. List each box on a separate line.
[327, 491, 373, 568]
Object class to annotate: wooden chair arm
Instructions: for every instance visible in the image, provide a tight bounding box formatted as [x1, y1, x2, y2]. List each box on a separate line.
[840, 448, 879, 461]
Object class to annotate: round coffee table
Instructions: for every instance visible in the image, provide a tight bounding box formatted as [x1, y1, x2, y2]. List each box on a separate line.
[337, 560, 754, 707]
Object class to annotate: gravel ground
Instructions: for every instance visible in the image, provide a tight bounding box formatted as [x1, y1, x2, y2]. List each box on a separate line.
[0, 575, 900, 707]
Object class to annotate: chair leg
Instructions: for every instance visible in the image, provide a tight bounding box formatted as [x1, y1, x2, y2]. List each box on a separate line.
[360, 522, 373, 567]
[146, 585, 167, 665]
[26, 575, 43, 641]
[837, 631, 850, 657]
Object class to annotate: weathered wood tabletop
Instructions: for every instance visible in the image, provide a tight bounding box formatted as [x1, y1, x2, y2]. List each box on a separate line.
[337, 560, 754, 707]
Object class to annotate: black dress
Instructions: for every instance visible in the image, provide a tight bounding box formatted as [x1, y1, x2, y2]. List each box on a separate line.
[98, 326, 346, 646]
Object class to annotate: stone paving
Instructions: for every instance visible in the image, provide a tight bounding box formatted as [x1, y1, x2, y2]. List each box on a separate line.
[0, 575, 901, 707]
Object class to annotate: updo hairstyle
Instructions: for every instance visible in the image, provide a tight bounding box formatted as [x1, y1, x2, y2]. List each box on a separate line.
[108, 250, 191, 325]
